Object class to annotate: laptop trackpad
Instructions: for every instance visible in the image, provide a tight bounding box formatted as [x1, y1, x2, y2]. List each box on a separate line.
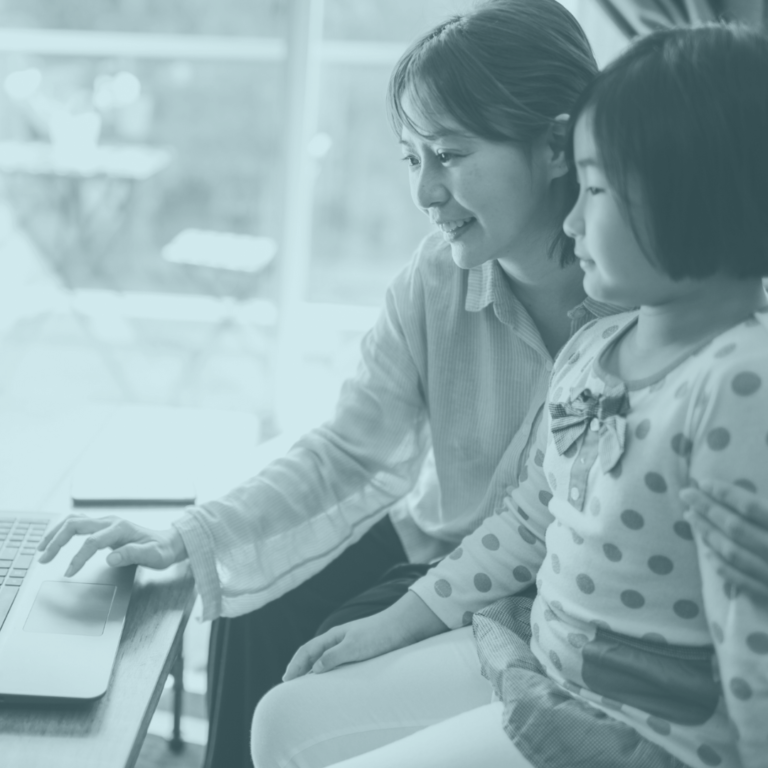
[23, 581, 117, 636]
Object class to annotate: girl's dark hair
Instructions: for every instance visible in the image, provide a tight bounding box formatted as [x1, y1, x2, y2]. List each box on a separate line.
[387, 0, 598, 266]
[568, 24, 768, 280]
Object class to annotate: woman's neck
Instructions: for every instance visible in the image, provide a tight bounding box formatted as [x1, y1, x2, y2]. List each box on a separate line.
[497, 251, 588, 358]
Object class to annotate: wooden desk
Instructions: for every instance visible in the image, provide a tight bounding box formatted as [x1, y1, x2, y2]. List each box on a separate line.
[0, 404, 263, 768]
[0, 543, 195, 768]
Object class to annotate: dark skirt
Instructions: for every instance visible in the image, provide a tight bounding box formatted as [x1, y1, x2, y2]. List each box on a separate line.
[473, 596, 689, 768]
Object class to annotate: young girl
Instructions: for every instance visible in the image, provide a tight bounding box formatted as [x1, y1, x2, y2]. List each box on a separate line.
[261, 23, 768, 768]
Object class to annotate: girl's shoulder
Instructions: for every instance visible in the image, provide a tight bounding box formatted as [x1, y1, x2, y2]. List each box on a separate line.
[694, 308, 768, 383]
[553, 309, 638, 377]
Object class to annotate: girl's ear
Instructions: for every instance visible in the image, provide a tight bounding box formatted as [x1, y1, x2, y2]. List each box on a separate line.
[548, 113, 570, 180]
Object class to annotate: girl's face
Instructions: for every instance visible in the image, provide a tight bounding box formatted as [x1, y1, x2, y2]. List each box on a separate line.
[399, 97, 565, 270]
[564, 112, 692, 307]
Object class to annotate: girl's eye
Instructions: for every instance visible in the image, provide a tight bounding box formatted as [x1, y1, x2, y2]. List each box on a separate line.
[585, 186, 604, 196]
[436, 151, 454, 164]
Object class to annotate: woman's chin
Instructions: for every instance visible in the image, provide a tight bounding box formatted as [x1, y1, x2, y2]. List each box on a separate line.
[449, 243, 492, 271]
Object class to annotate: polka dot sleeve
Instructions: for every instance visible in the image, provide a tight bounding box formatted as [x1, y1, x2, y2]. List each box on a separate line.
[688, 340, 768, 768]
[410, 406, 553, 629]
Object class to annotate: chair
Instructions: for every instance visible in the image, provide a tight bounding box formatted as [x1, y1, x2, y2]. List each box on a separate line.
[161, 229, 277, 404]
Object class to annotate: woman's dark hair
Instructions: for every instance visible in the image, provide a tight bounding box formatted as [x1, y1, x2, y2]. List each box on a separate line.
[387, 0, 598, 266]
[568, 24, 768, 280]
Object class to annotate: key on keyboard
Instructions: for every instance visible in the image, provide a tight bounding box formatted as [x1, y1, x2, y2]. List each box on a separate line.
[0, 516, 50, 631]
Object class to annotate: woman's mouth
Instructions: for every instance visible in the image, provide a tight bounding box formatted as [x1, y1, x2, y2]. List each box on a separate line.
[436, 218, 475, 241]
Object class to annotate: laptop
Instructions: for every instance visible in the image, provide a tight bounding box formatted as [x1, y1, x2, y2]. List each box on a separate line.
[0, 514, 135, 700]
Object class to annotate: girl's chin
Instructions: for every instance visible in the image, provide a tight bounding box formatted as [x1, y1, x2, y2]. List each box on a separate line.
[582, 275, 636, 308]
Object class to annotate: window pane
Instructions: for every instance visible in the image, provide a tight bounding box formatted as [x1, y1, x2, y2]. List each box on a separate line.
[323, 0, 470, 42]
[0, 0, 285, 36]
[0, 53, 283, 297]
[309, 63, 428, 305]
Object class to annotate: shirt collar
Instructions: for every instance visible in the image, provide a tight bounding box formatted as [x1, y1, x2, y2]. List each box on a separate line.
[466, 260, 622, 322]
[466, 260, 507, 313]
[568, 296, 627, 321]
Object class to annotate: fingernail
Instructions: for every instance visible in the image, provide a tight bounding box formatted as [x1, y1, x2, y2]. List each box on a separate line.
[108, 553, 123, 566]
[64, 565, 74, 577]
[683, 510, 700, 526]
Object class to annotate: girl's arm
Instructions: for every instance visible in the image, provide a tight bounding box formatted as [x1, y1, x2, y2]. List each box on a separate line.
[284, 404, 554, 679]
[409, 403, 553, 629]
[689, 353, 768, 768]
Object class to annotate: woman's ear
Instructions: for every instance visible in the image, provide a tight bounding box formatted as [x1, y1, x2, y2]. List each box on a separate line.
[548, 113, 570, 180]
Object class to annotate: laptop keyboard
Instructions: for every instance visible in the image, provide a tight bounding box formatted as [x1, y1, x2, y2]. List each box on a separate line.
[0, 516, 50, 631]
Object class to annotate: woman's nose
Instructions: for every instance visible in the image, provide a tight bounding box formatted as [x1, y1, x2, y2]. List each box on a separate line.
[412, 164, 449, 211]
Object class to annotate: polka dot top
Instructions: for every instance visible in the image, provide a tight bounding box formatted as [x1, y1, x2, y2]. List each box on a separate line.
[411, 308, 768, 768]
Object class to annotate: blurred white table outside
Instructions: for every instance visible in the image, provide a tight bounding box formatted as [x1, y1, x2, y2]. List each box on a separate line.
[0, 142, 172, 398]
[0, 142, 170, 180]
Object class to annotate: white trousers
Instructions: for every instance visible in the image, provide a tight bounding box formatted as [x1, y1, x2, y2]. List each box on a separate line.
[251, 627, 535, 768]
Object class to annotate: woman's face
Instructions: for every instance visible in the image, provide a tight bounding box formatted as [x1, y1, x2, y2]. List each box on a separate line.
[399, 98, 564, 270]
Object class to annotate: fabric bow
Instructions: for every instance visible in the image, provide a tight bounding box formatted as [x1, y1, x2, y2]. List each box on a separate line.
[548, 384, 630, 473]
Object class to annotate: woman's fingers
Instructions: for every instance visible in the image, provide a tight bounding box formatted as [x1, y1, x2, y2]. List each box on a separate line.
[37, 515, 113, 563]
[37, 515, 71, 552]
[716, 557, 768, 606]
[106, 541, 166, 569]
[283, 628, 345, 682]
[312, 638, 362, 674]
[699, 479, 768, 529]
[687, 511, 768, 599]
[63, 519, 145, 577]
[681, 483, 768, 560]
[683, 481, 768, 529]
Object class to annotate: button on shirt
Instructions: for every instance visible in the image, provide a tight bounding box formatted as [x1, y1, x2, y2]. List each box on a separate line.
[173, 232, 619, 621]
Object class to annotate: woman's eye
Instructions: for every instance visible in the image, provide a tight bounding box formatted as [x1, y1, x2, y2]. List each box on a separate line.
[436, 151, 454, 164]
[401, 155, 419, 167]
[585, 186, 604, 196]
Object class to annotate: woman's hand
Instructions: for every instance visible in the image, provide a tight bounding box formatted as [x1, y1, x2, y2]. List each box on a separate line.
[37, 513, 188, 577]
[283, 591, 447, 681]
[680, 480, 768, 602]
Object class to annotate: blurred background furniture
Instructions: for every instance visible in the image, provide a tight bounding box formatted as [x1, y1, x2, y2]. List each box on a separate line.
[0, 141, 171, 397]
[161, 228, 276, 404]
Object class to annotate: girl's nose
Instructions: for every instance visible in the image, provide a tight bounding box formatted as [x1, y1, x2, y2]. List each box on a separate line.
[562, 196, 583, 239]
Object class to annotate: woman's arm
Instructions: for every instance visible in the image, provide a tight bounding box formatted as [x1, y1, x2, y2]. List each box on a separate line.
[680, 480, 768, 601]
